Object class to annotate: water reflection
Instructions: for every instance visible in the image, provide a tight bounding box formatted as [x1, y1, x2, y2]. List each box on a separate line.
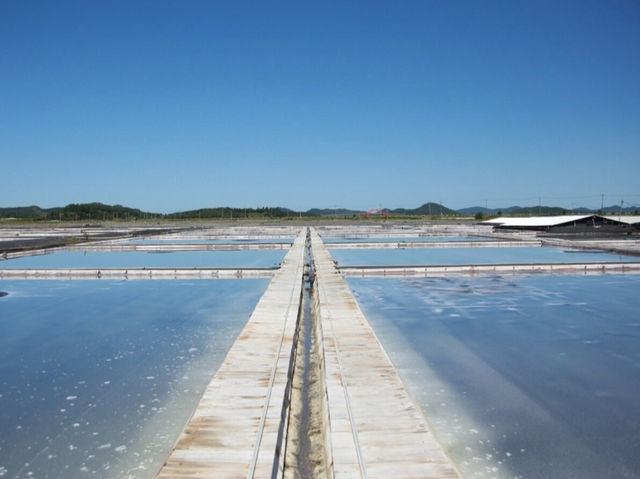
[0, 250, 285, 269]
[331, 246, 636, 266]
[349, 274, 640, 479]
[0, 279, 268, 479]
[117, 238, 293, 245]
[323, 236, 490, 243]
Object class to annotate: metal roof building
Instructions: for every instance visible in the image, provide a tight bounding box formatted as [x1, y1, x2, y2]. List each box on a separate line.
[483, 215, 592, 228]
[483, 215, 638, 232]
[604, 216, 640, 225]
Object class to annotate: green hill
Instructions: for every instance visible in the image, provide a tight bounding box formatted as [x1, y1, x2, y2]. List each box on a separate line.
[0, 205, 54, 219]
[59, 203, 160, 220]
[389, 202, 458, 216]
[506, 206, 573, 216]
[166, 206, 301, 219]
[5, 201, 633, 221]
[305, 208, 361, 216]
[0, 203, 160, 220]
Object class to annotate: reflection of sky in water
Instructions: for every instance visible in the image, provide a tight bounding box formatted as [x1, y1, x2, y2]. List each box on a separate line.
[0, 250, 286, 269]
[117, 238, 293, 245]
[0, 279, 268, 478]
[330, 246, 638, 266]
[348, 274, 640, 479]
[323, 236, 490, 243]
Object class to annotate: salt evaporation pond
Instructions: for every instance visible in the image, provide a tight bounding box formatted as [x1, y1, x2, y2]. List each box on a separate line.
[0, 249, 285, 269]
[330, 246, 637, 266]
[116, 238, 293, 245]
[0, 279, 268, 478]
[348, 274, 640, 479]
[322, 236, 490, 243]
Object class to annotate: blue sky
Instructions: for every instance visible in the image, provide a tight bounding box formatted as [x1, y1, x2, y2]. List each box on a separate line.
[1, 1, 639, 213]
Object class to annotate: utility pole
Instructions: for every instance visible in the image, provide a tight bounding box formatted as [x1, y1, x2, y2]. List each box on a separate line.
[538, 196, 541, 216]
[601, 193, 604, 211]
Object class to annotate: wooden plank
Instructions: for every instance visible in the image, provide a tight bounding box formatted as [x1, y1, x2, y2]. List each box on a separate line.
[310, 228, 460, 479]
[155, 229, 306, 479]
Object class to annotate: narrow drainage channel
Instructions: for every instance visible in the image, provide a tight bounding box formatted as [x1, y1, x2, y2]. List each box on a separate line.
[284, 228, 329, 479]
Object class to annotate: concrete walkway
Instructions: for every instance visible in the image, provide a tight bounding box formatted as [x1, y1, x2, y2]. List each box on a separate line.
[310, 229, 460, 479]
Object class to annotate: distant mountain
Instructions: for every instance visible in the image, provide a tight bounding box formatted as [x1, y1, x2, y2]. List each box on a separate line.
[456, 206, 522, 215]
[500, 205, 639, 215]
[305, 208, 362, 216]
[457, 206, 499, 215]
[507, 206, 569, 216]
[501, 206, 525, 214]
[0, 205, 53, 219]
[389, 202, 457, 216]
[455, 205, 640, 216]
[457, 206, 487, 215]
[3, 201, 638, 221]
[166, 206, 301, 219]
[0, 203, 306, 220]
[457, 205, 547, 215]
[0, 203, 160, 220]
[601, 204, 638, 214]
[303, 204, 459, 216]
[61, 203, 160, 220]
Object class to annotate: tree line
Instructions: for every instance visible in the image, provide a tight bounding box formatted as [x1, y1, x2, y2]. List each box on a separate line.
[0, 203, 310, 220]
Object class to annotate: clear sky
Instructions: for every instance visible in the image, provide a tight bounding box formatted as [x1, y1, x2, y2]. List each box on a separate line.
[2, 1, 639, 213]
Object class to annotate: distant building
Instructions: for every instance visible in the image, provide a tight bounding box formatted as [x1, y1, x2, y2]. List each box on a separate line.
[483, 215, 639, 234]
[360, 208, 390, 217]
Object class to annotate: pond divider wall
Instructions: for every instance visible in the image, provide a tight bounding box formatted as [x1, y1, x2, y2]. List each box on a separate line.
[327, 240, 541, 249]
[340, 262, 640, 277]
[2, 241, 292, 260]
[0, 268, 277, 279]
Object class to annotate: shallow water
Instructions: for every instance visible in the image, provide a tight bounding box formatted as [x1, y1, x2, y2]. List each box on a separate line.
[330, 246, 637, 266]
[348, 274, 640, 479]
[116, 238, 293, 245]
[323, 236, 490, 243]
[0, 279, 268, 479]
[0, 250, 285, 269]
